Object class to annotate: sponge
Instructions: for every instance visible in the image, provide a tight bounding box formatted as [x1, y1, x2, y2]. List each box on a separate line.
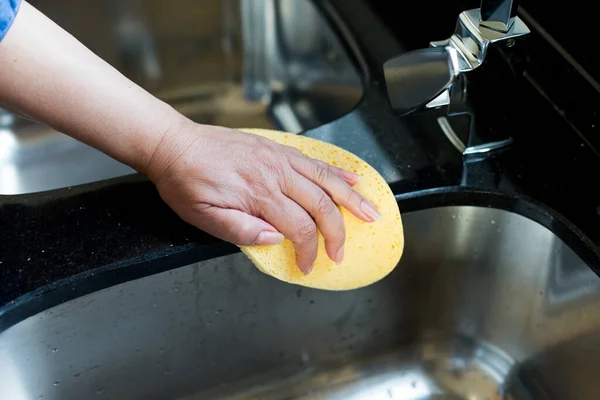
[238, 128, 403, 290]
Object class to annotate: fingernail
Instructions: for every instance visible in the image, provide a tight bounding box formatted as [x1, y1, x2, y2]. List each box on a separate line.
[361, 200, 382, 222]
[256, 231, 285, 245]
[342, 171, 361, 185]
[295, 252, 314, 275]
[335, 246, 345, 264]
[303, 263, 314, 275]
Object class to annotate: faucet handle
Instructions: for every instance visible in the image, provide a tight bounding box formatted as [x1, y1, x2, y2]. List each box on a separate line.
[480, 0, 519, 33]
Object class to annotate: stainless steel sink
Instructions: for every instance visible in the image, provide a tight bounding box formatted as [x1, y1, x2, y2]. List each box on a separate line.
[0, 0, 363, 195]
[2, 204, 599, 399]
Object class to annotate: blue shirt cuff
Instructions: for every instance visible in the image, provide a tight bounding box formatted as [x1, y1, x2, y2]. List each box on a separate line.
[0, 0, 22, 42]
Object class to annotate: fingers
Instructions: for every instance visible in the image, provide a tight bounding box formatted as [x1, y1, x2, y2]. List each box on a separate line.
[188, 205, 284, 246]
[289, 154, 382, 223]
[314, 160, 361, 186]
[283, 173, 346, 265]
[260, 195, 319, 274]
[283, 148, 360, 186]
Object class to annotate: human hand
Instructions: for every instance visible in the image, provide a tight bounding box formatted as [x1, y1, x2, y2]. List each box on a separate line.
[0, 0, 382, 272]
[144, 121, 382, 274]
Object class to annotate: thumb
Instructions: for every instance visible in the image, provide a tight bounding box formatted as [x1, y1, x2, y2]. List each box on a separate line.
[191, 206, 285, 246]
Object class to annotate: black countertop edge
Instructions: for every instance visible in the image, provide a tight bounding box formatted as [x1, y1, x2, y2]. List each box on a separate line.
[0, 239, 237, 331]
[3, 185, 599, 331]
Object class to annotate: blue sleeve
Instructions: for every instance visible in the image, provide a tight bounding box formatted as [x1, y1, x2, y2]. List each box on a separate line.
[0, 0, 21, 41]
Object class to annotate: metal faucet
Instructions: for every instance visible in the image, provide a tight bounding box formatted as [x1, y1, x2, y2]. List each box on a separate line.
[382, 0, 530, 156]
[480, 0, 520, 33]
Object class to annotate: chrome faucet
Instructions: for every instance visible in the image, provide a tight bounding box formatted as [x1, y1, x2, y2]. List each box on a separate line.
[480, 0, 520, 33]
[382, 0, 530, 156]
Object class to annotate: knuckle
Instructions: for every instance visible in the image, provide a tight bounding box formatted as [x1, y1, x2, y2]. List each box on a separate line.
[236, 220, 256, 243]
[255, 147, 278, 169]
[296, 219, 317, 242]
[347, 187, 362, 204]
[251, 134, 272, 147]
[313, 163, 330, 187]
[286, 147, 303, 157]
[316, 193, 335, 217]
[332, 228, 345, 246]
[259, 149, 289, 173]
[251, 179, 275, 197]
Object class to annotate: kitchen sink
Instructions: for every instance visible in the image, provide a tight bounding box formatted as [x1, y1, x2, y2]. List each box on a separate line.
[0, 0, 363, 195]
[2, 204, 599, 399]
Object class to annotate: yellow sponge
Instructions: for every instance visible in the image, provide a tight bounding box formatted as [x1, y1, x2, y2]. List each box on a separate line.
[238, 128, 403, 290]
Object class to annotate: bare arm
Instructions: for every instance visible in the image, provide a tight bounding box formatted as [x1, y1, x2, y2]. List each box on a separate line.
[0, 1, 381, 273]
[0, 1, 177, 172]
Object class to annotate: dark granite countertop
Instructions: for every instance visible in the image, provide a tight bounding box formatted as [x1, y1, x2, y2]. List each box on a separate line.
[2, 0, 600, 329]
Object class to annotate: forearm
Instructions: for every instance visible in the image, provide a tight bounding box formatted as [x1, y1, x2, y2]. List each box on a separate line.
[0, 1, 186, 172]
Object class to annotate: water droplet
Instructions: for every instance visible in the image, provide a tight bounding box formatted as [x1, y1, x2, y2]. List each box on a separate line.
[52, 348, 58, 353]
[491, 220, 496, 224]
[153, 303, 158, 308]
[53, 381, 60, 387]
[38, 396, 43, 399]
[451, 214, 456, 219]
[96, 389, 103, 395]
[164, 369, 171, 376]
[159, 347, 164, 354]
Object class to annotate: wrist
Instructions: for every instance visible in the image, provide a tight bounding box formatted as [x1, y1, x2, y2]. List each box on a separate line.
[137, 111, 198, 183]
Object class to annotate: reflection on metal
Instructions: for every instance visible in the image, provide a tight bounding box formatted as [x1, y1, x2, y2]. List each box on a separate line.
[426, 90, 450, 109]
[0, 0, 363, 195]
[480, 0, 520, 33]
[240, 0, 363, 124]
[463, 137, 514, 156]
[383, 0, 529, 160]
[436, 117, 513, 157]
[383, 4, 529, 117]
[437, 116, 466, 153]
[2, 206, 599, 399]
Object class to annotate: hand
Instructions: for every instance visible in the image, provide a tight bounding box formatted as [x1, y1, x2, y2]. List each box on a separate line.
[144, 121, 382, 274]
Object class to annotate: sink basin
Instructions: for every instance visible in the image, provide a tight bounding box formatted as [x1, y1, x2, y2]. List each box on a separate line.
[2, 204, 599, 399]
[0, 0, 363, 195]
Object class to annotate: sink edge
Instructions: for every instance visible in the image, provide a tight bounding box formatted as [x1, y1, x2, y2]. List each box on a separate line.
[2, 186, 599, 333]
